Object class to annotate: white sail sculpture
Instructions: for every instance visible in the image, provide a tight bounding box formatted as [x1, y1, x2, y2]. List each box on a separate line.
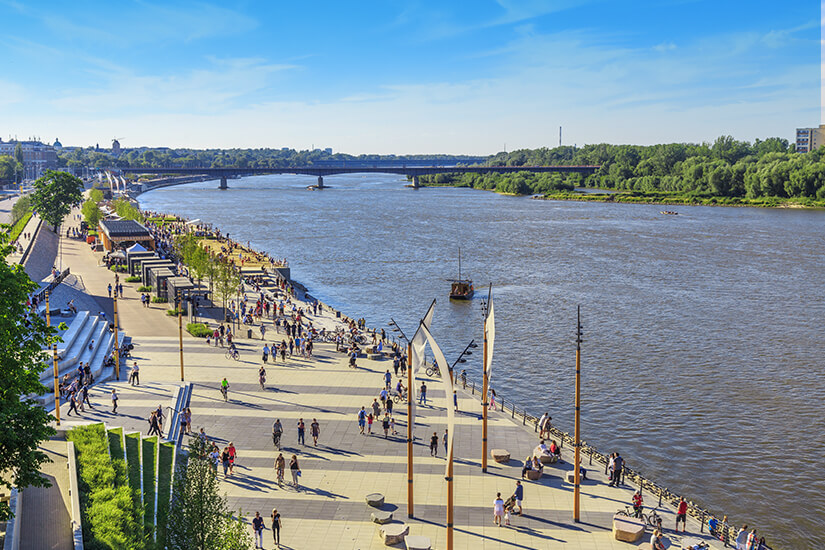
[409, 299, 436, 435]
[420, 323, 455, 477]
[485, 293, 495, 383]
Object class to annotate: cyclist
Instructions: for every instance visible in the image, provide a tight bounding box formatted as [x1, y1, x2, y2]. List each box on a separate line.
[220, 377, 229, 401]
[274, 452, 285, 486]
[631, 490, 643, 518]
[272, 419, 283, 450]
[258, 366, 267, 390]
[227, 341, 239, 359]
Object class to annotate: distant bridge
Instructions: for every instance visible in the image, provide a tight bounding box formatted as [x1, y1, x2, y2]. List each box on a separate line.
[108, 164, 601, 189]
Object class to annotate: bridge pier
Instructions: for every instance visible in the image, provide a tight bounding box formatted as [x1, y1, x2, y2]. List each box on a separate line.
[219, 176, 228, 190]
[411, 175, 419, 189]
[317, 176, 325, 189]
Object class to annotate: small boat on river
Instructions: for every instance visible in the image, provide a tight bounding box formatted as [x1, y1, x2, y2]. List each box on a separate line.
[448, 248, 474, 300]
[660, 210, 679, 215]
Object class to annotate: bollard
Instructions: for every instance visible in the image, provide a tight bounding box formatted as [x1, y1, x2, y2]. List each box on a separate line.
[589, 451, 592, 465]
[471, 382, 475, 395]
[658, 492, 662, 507]
[522, 412, 526, 425]
[534, 420, 538, 433]
[511, 403, 515, 418]
[701, 512, 705, 533]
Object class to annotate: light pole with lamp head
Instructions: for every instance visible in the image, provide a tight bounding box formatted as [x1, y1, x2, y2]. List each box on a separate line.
[389, 318, 414, 516]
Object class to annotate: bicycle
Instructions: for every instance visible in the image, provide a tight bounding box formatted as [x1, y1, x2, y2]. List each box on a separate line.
[220, 385, 228, 402]
[225, 349, 240, 361]
[272, 431, 282, 451]
[616, 506, 662, 529]
[425, 362, 441, 378]
[259, 374, 266, 391]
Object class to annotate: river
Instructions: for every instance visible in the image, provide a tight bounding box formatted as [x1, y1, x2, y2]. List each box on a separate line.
[139, 174, 825, 548]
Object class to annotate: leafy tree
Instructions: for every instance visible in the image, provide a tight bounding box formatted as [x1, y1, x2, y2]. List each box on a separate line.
[81, 199, 103, 228]
[166, 437, 253, 550]
[89, 188, 104, 203]
[0, 233, 58, 521]
[0, 155, 15, 184]
[11, 195, 32, 225]
[30, 170, 83, 230]
[213, 260, 241, 321]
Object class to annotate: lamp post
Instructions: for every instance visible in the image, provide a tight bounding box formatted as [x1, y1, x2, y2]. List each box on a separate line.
[46, 291, 60, 425]
[178, 290, 185, 381]
[573, 305, 583, 522]
[113, 281, 120, 380]
[480, 292, 490, 473]
[449, 340, 477, 384]
[389, 318, 413, 517]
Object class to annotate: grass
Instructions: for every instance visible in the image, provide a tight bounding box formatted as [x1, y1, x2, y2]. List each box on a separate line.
[67, 424, 142, 549]
[6, 211, 32, 242]
[187, 322, 212, 337]
[541, 190, 825, 209]
[156, 441, 175, 544]
[142, 435, 158, 539]
[107, 427, 124, 461]
[124, 432, 143, 513]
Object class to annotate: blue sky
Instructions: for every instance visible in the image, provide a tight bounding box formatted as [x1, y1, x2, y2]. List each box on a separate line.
[0, 1, 820, 154]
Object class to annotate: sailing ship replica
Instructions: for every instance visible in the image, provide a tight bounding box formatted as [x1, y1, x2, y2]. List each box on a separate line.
[449, 248, 474, 300]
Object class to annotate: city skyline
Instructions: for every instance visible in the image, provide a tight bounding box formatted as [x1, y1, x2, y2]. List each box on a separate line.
[0, 0, 820, 155]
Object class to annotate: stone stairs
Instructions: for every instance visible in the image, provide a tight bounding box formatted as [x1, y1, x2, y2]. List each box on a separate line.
[35, 311, 124, 407]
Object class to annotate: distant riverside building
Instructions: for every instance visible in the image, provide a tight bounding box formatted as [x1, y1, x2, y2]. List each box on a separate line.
[0, 139, 58, 179]
[795, 124, 825, 153]
[112, 139, 121, 155]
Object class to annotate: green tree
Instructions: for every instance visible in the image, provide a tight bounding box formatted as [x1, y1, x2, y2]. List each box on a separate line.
[166, 437, 253, 550]
[0, 155, 15, 184]
[81, 199, 103, 228]
[0, 233, 58, 521]
[11, 195, 32, 225]
[213, 260, 241, 321]
[89, 188, 104, 203]
[29, 170, 84, 230]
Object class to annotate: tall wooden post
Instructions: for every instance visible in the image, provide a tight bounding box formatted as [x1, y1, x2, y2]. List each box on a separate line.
[407, 341, 414, 517]
[482, 321, 489, 473]
[113, 286, 120, 380]
[46, 292, 60, 425]
[573, 305, 582, 522]
[178, 291, 185, 381]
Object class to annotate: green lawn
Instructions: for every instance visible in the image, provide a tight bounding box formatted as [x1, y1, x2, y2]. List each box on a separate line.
[156, 441, 175, 544]
[142, 435, 158, 538]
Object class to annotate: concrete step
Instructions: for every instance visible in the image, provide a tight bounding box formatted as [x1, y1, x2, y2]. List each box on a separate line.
[55, 312, 90, 359]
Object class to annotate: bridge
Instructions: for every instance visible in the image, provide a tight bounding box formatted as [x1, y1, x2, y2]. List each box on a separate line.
[110, 165, 601, 189]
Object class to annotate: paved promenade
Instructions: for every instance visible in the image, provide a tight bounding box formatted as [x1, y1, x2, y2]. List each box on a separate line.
[49, 214, 725, 549]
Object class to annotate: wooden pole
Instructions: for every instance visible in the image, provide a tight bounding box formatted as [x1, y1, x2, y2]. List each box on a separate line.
[46, 292, 60, 425]
[447, 444, 454, 550]
[482, 319, 488, 473]
[113, 285, 120, 380]
[407, 341, 414, 517]
[573, 305, 582, 522]
[178, 291, 185, 381]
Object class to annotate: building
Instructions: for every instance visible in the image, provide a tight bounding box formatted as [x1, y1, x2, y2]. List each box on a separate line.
[112, 139, 121, 155]
[795, 125, 825, 153]
[98, 219, 155, 252]
[0, 139, 58, 179]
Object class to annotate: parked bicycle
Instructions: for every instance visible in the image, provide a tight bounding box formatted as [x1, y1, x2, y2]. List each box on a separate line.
[616, 505, 662, 529]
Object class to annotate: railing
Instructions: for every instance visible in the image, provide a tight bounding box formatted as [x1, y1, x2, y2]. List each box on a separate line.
[35, 267, 71, 303]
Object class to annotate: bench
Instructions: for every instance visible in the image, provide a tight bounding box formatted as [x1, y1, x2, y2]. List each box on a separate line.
[613, 514, 645, 543]
[526, 469, 542, 481]
[371, 510, 393, 524]
[534, 445, 559, 464]
[405, 535, 432, 550]
[365, 493, 385, 508]
[491, 449, 510, 463]
[379, 523, 409, 546]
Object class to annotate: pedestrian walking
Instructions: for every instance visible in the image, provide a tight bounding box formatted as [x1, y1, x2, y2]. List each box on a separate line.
[358, 407, 366, 434]
[372, 398, 381, 419]
[310, 419, 320, 446]
[382, 415, 390, 438]
[419, 381, 427, 405]
[384, 369, 392, 389]
[221, 447, 231, 476]
[390, 416, 397, 435]
[490, 388, 497, 411]
[67, 391, 79, 416]
[453, 390, 459, 411]
[289, 455, 301, 488]
[130, 362, 140, 386]
[386, 396, 393, 416]
[82, 383, 92, 409]
[227, 442, 237, 475]
[271, 508, 282, 548]
[443, 429, 448, 456]
[148, 411, 161, 436]
[297, 418, 305, 445]
[494, 493, 505, 526]
[252, 511, 264, 548]
[107, 283, 112, 298]
[367, 412, 373, 434]
[676, 497, 688, 532]
[111, 389, 118, 413]
[513, 480, 524, 515]
[430, 432, 438, 457]
[611, 452, 624, 486]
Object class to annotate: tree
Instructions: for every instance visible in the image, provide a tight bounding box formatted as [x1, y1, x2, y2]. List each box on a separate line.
[166, 437, 253, 550]
[0, 234, 58, 521]
[88, 188, 104, 203]
[0, 155, 15, 184]
[213, 260, 241, 321]
[81, 199, 103, 229]
[11, 195, 31, 225]
[29, 170, 83, 230]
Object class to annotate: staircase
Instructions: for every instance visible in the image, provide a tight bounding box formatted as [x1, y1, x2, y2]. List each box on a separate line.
[35, 311, 124, 407]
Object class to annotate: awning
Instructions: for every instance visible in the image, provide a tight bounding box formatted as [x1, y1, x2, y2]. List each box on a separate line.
[127, 243, 148, 253]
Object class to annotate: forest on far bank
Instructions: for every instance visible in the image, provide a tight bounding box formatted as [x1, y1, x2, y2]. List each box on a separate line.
[419, 136, 825, 200]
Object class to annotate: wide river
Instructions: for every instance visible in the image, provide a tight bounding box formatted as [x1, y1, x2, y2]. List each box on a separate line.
[140, 174, 824, 548]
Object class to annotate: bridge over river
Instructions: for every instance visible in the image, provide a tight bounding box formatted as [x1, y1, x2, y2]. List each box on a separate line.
[108, 164, 600, 189]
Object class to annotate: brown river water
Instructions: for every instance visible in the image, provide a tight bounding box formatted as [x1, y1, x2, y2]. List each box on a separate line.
[140, 174, 825, 548]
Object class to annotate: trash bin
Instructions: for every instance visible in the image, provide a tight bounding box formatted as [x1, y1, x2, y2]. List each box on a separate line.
[247, 329, 253, 339]
[336, 311, 341, 319]
[225, 313, 232, 323]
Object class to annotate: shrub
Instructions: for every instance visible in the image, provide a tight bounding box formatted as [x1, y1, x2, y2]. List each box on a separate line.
[125, 276, 141, 283]
[6, 211, 32, 242]
[152, 296, 167, 303]
[138, 285, 152, 292]
[109, 265, 127, 272]
[166, 308, 182, 316]
[186, 323, 212, 337]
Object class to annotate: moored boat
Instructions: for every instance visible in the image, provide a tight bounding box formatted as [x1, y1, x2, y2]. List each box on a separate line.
[449, 248, 474, 300]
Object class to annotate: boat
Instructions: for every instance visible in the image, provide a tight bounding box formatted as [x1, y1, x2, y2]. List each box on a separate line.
[449, 248, 474, 300]
[660, 210, 679, 215]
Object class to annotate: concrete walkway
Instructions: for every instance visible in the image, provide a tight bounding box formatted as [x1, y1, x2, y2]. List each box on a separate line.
[19, 439, 73, 550]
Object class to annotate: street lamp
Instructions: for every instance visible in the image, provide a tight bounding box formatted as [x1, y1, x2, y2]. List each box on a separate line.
[389, 317, 414, 517]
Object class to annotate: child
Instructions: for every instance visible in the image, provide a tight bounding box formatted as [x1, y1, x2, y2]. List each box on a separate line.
[390, 417, 397, 435]
[367, 413, 373, 434]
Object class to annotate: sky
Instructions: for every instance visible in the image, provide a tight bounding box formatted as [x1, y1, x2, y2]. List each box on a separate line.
[0, 0, 820, 155]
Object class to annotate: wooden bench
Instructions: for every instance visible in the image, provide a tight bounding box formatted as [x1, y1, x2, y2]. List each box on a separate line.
[613, 514, 645, 543]
[491, 449, 510, 463]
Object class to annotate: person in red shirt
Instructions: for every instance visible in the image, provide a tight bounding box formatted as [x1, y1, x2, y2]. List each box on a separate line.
[631, 490, 643, 518]
[676, 496, 688, 532]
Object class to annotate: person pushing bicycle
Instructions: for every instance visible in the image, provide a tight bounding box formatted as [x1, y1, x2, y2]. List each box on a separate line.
[631, 490, 643, 518]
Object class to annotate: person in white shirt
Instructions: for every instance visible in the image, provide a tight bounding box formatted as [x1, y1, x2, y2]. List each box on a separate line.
[493, 493, 505, 527]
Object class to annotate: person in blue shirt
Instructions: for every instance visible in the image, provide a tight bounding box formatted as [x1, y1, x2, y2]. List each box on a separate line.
[384, 370, 392, 389]
[513, 481, 524, 515]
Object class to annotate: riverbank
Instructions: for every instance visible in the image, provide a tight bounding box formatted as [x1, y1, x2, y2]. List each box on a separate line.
[538, 190, 825, 208]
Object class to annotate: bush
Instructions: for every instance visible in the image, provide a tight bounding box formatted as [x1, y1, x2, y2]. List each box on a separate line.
[125, 275, 141, 283]
[186, 322, 212, 337]
[67, 424, 142, 549]
[6, 211, 32, 242]
[152, 296, 167, 303]
[137, 285, 152, 292]
[166, 308, 182, 316]
[109, 265, 127, 272]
